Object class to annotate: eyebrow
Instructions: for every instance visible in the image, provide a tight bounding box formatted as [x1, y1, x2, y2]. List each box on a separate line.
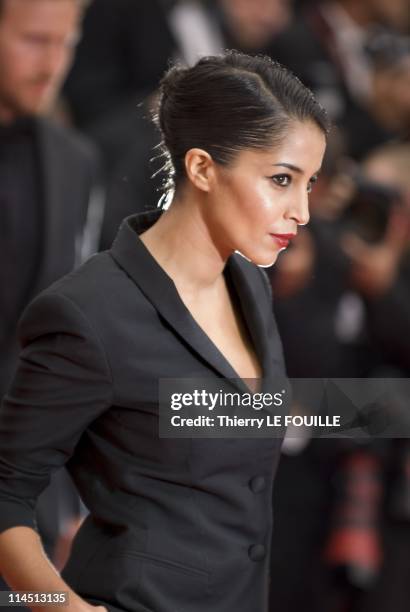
[273, 163, 321, 176]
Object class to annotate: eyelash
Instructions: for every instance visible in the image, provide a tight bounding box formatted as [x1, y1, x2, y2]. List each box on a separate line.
[269, 173, 317, 193]
[270, 173, 292, 187]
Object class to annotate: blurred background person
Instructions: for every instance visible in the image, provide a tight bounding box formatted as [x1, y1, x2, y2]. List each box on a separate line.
[268, 127, 410, 611]
[169, 0, 292, 62]
[0, 0, 104, 586]
[320, 143, 410, 612]
[367, 32, 410, 145]
[269, 0, 409, 159]
[342, 142, 410, 357]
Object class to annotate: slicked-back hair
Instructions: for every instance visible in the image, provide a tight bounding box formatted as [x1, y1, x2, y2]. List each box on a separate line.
[154, 51, 330, 192]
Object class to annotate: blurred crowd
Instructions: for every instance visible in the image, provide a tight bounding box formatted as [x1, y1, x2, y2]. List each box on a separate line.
[1, 0, 410, 611]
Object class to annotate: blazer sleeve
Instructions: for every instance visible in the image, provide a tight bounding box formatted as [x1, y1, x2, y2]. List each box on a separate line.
[0, 291, 113, 535]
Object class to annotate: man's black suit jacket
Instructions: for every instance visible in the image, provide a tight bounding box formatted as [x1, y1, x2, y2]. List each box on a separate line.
[0, 209, 286, 612]
[0, 116, 102, 396]
[0, 116, 103, 564]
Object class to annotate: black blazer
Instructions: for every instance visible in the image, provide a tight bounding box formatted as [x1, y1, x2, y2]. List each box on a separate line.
[0, 116, 103, 396]
[0, 117, 103, 566]
[0, 208, 286, 612]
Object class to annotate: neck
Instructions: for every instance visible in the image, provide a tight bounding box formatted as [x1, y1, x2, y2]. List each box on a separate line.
[139, 191, 231, 295]
[0, 104, 17, 125]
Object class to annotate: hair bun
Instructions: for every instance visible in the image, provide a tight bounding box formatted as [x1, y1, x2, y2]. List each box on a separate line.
[159, 64, 188, 104]
[156, 64, 189, 137]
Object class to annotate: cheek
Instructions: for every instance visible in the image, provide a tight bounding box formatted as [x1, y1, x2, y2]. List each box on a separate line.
[0, 44, 17, 75]
[0, 63, 28, 98]
[5, 46, 34, 81]
[244, 186, 283, 228]
[236, 181, 275, 219]
[217, 172, 282, 232]
[61, 49, 75, 71]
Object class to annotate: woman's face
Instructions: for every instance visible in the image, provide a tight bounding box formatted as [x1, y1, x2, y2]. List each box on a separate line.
[207, 120, 327, 267]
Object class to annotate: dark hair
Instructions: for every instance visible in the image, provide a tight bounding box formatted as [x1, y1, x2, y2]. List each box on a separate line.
[153, 51, 330, 193]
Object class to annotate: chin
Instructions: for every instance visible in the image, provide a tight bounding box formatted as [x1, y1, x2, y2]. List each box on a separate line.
[258, 257, 279, 268]
[17, 101, 43, 117]
[235, 248, 279, 268]
[257, 254, 280, 268]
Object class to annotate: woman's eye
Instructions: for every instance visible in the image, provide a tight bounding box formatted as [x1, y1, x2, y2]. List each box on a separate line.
[270, 174, 291, 187]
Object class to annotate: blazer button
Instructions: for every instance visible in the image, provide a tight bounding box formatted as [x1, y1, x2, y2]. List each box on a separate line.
[248, 544, 266, 562]
[249, 475, 266, 493]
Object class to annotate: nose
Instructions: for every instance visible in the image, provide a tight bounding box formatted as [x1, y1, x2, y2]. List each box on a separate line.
[285, 190, 310, 227]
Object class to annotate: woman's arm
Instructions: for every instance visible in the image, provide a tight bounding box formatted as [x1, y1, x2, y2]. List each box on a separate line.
[0, 527, 105, 612]
[0, 290, 113, 610]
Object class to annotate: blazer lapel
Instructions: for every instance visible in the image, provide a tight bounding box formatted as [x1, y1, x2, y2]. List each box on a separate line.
[110, 211, 267, 392]
[226, 255, 272, 380]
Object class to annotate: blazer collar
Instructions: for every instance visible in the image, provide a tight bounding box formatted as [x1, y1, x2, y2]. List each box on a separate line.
[110, 209, 272, 392]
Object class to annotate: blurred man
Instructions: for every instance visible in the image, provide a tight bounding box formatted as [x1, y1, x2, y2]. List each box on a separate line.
[0, 0, 103, 392]
[0, 0, 80, 117]
[369, 35, 410, 139]
[0, 0, 103, 576]
[169, 0, 292, 68]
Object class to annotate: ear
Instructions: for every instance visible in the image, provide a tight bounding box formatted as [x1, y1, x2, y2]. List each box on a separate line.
[184, 148, 215, 192]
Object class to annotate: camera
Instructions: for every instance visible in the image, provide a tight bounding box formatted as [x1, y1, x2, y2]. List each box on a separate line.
[342, 172, 402, 242]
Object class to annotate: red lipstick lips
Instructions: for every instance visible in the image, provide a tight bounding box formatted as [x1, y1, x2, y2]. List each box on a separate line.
[270, 233, 296, 249]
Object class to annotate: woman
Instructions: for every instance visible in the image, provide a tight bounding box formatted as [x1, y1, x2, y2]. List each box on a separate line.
[0, 52, 328, 612]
